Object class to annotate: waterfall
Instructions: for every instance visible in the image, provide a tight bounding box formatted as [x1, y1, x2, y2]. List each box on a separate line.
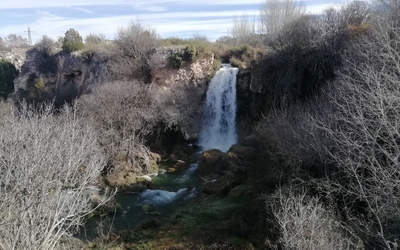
[199, 64, 238, 152]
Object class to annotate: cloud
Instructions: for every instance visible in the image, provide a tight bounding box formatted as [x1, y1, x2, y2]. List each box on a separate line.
[66, 6, 95, 14]
[0, 0, 354, 43]
[0, 0, 261, 9]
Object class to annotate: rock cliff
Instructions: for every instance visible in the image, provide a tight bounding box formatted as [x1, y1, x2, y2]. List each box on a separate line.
[11, 47, 214, 104]
[236, 65, 273, 141]
[0, 51, 25, 71]
[150, 46, 214, 87]
[11, 48, 110, 104]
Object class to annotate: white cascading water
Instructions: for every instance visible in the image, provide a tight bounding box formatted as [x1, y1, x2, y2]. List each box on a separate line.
[199, 64, 239, 152]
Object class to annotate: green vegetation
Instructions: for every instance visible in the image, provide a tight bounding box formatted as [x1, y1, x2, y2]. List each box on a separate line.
[160, 37, 188, 46]
[221, 45, 263, 68]
[168, 40, 213, 69]
[0, 59, 17, 98]
[62, 28, 84, 53]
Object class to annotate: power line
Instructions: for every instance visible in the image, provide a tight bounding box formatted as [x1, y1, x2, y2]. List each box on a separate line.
[24, 26, 35, 46]
[35, 0, 113, 33]
[35, 0, 134, 34]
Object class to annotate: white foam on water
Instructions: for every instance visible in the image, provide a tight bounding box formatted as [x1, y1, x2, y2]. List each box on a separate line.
[139, 188, 188, 205]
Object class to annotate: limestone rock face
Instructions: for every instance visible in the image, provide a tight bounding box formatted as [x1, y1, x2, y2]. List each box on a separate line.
[236, 66, 272, 142]
[12, 48, 110, 102]
[0, 51, 25, 71]
[149, 46, 214, 87]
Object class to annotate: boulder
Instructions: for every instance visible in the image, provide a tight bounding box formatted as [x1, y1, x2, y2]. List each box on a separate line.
[105, 171, 152, 192]
[228, 144, 257, 160]
[168, 160, 190, 173]
[203, 172, 241, 196]
[197, 149, 225, 176]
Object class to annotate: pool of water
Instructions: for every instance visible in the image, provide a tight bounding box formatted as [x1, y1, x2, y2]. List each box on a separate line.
[80, 162, 200, 239]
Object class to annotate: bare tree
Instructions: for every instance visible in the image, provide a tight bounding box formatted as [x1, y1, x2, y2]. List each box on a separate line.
[84, 33, 106, 44]
[192, 32, 209, 42]
[3, 34, 29, 48]
[152, 83, 204, 140]
[229, 14, 262, 46]
[112, 19, 159, 81]
[256, 20, 400, 246]
[259, 0, 306, 41]
[0, 101, 114, 250]
[269, 188, 364, 249]
[78, 80, 157, 174]
[316, 21, 400, 247]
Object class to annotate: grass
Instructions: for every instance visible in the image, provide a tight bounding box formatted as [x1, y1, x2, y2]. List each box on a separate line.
[170, 196, 252, 242]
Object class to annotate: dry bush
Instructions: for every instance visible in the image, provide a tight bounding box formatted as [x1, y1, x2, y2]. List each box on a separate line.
[269, 188, 364, 249]
[254, 99, 334, 175]
[78, 80, 157, 173]
[79, 79, 205, 173]
[0, 101, 113, 250]
[111, 19, 159, 81]
[313, 17, 400, 247]
[34, 35, 55, 55]
[257, 3, 400, 247]
[152, 83, 205, 140]
[82, 33, 114, 60]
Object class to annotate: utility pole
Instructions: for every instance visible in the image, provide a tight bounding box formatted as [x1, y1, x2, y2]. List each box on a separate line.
[24, 26, 35, 46]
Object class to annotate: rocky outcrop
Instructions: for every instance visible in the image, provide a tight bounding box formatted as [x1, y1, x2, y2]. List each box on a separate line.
[0, 51, 25, 71]
[236, 65, 272, 141]
[11, 48, 110, 103]
[11, 47, 214, 105]
[197, 144, 257, 196]
[149, 46, 214, 87]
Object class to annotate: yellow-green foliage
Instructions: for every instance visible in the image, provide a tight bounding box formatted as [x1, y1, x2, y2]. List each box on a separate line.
[347, 23, 371, 36]
[222, 45, 263, 68]
[169, 40, 213, 68]
[183, 41, 213, 62]
[32, 78, 46, 99]
[230, 57, 245, 68]
[160, 37, 189, 46]
[81, 41, 114, 60]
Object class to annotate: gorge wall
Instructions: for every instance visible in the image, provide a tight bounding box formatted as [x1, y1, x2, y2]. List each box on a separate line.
[236, 65, 272, 141]
[10, 47, 214, 104]
[11, 48, 110, 104]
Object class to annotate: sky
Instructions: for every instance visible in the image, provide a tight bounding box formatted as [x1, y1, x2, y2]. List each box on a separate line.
[0, 0, 353, 44]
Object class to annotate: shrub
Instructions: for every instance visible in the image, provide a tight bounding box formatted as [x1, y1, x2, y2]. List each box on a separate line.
[0, 102, 114, 250]
[269, 188, 364, 249]
[152, 82, 204, 139]
[78, 80, 157, 174]
[169, 52, 184, 68]
[221, 45, 263, 67]
[183, 41, 212, 62]
[229, 57, 245, 68]
[85, 33, 106, 44]
[160, 37, 188, 46]
[111, 19, 159, 81]
[168, 41, 213, 68]
[0, 59, 17, 98]
[34, 35, 55, 55]
[62, 28, 84, 53]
